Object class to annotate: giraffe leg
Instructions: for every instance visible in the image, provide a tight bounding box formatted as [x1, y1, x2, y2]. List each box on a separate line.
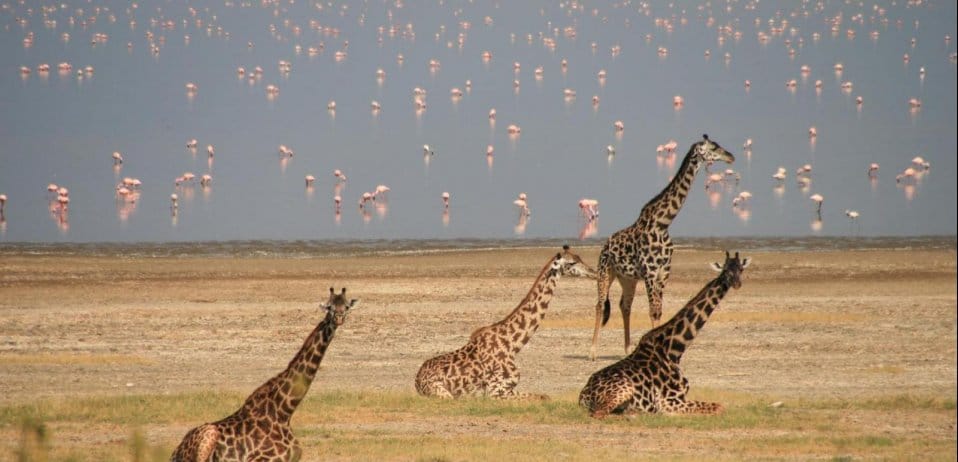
[580, 378, 634, 419]
[661, 399, 725, 415]
[616, 275, 638, 355]
[644, 277, 665, 328]
[591, 262, 614, 361]
[171, 423, 219, 462]
[487, 361, 537, 399]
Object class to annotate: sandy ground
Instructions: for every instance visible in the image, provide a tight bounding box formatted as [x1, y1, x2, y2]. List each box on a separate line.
[0, 245, 956, 457]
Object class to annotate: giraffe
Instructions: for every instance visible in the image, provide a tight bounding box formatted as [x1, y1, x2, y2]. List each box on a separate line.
[579, 251, 750, 418]
[415, 246, 595, 399]
[590, 134, 734, 360]
[171, 288, 358, 462]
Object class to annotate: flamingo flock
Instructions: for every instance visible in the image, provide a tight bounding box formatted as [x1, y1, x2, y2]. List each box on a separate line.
[1, 0, 951, 240]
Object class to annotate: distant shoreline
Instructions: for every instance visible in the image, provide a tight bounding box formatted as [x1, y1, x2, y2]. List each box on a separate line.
[0, 235, 954, 258]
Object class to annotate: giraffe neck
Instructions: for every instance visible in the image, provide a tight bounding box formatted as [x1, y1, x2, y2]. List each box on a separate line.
[497, 262, 561, 354]
[636, 274, 731, 363]
[638, 148, 703, 228]
[240, 315, 338, 424]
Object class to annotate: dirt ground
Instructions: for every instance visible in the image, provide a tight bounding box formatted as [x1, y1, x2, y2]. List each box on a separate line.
[0, 245, 955, 458]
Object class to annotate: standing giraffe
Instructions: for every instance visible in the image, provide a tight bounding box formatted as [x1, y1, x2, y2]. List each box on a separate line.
[579, 252, 750, 417]
[415, 246, 595, 399]
[590, 134, 734, 360]
[171, 288, 358, 462]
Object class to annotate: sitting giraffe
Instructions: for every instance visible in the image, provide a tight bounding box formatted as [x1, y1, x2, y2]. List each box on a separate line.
[591, 134, 735, 360]
[416, 246, 595, 399]
[171, 288, 358, 462]
[579, 252, 750, 418]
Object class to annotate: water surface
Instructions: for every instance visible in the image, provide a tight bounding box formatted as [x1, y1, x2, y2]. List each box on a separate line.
[1, 1, 955, 243]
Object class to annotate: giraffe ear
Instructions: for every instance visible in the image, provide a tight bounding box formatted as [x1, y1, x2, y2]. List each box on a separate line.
[709, 262, 724, 272]
[741, 257, 752, 269]
[348, 299, 359, 309]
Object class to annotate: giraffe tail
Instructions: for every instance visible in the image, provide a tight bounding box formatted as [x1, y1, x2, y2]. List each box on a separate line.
[601, 298, 611, 326]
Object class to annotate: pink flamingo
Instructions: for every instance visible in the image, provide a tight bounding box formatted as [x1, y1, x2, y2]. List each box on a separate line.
[359, 192, 373, 209]
[808, 126, 817, 138]
[896, 167, 917, 183]
[732, 191, 752, 208]
[705, 172, 725, 189]
[441, 192, 450, 209]
[305, 175, 315, 187]
[112, 151, 123, 165]
[513, 192, 530, 217]
[333, 195, 342, 213]
[206, 145, 214, 157]
[772, 167, 787, 182]
[488, 108, 496, 120]
[578, 198, 599, 221]
[810, 193, 824, 215]
[373, 185, 390, 201]
[672, 95, 684, 108]
[187, 139, 198, 149]
[613, 120, 624, 132]
[507, 124, 521, 135]
[333, 169, 347, 183]
[200, 174, 212, 187]
[868, 163, 880, 177]
[170, 194, 178, 214]
[0, 194, 6, 216]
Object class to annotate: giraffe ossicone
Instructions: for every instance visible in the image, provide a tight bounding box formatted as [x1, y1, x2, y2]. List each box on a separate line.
[171, 288, 358, 462]
[590, 134, 735, 360]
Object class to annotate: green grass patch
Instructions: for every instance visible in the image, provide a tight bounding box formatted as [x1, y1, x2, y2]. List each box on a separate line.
[1, 390, 954, 461]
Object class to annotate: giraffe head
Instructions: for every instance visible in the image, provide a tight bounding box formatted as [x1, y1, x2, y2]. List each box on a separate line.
[324, 287, 358, 326]
[553, 245, 598, 279]
[709, 251, 751, 289]
[693, 134, 735, 165]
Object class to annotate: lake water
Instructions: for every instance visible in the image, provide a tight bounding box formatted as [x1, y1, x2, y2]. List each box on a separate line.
[1, 0, 955, 243]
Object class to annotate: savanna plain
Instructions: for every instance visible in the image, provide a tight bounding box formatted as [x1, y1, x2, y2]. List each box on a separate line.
[1, 243, 955, 461]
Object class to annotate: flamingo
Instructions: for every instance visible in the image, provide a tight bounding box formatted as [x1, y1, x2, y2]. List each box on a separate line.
[0, 194, 6, 215]
[441, 192, 450, 209]
[373, 185, 390, 200]
[845, 209, 860, 221]
[808, 126, 818, 138]
[613, 120, 624, 132]
[732, 191, 752, 208]
[187, 139, 198, 149]
[423, 144, 434, 156]
[743, 138, 753, 150]
[772, 167, 787, 182]
[206, 145, 214, 157]
[896, 167, 917, 183]
[170, 194, 178, 213]
[305, 175, 315, 187]
[810, 194, 824, 215]
[513, 192, 530, 217]
[673, 95, 684, 107]
[507, 124, 521, 135]
[605, 145, 615, 156]
[868, 163, 880, 177]
[112, 152, 123, 165]
[705, 172, 725, 189]
[912, 156, 930, 170]
[578, 198, 599, 221]
[333, 169, 347, 183]
[488, 108, 496, 120]
[200, 174, 212, 187]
